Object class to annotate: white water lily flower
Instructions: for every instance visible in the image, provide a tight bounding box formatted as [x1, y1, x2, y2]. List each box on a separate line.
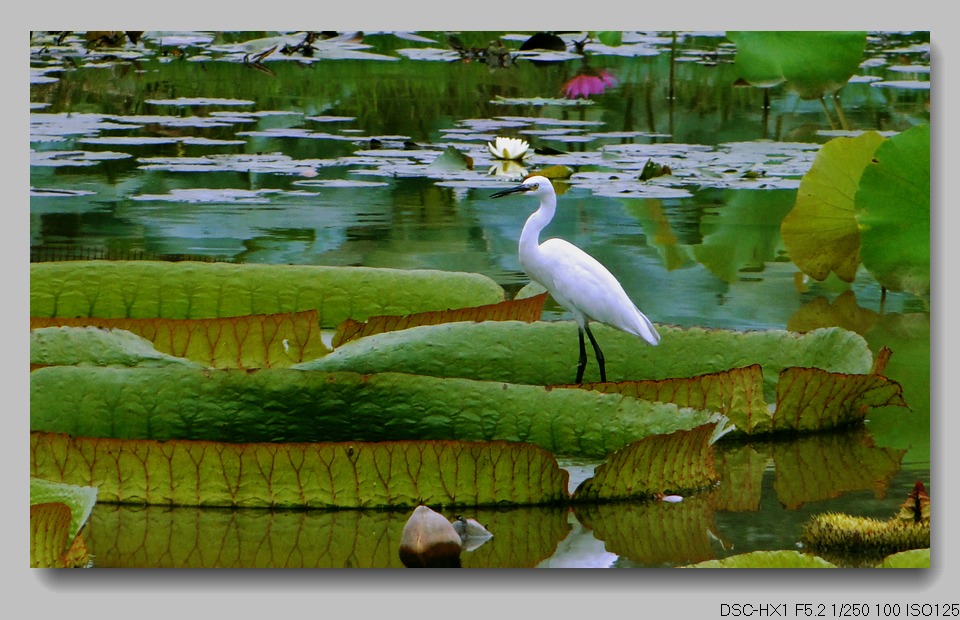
[487, 136, 529, 161]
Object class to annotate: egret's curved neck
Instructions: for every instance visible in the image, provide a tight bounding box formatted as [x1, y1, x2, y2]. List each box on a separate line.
[519, 191, 556, 255]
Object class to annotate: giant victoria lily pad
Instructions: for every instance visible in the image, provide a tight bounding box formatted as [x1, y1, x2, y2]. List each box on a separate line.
[30, 260, 907, 512]
[30, 260, 505, 326]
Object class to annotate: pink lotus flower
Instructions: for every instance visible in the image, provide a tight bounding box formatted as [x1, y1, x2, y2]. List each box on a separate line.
[563, 70, 618, 99]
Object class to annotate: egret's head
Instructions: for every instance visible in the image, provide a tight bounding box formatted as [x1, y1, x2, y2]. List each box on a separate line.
[490, 175, 552, 199]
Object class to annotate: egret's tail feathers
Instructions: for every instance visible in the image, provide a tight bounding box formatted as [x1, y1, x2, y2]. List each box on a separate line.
[631, 310, 661, 346]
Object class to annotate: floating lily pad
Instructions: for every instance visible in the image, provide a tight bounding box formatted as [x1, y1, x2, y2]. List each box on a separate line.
[30, 432, 570, 509]
[131, 188, 312, 203]
[300, 320, 873, 391]
[30, 367, 715, 458]
[30, 260, 505, 327]
[32, 309, 330, 369]
[30, 326, 205, 368]
[685, 550, 837, 568]
[145, 97, 256, 107]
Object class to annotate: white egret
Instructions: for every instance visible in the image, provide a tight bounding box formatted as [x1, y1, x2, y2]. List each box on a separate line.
[491, 175, 660, 384]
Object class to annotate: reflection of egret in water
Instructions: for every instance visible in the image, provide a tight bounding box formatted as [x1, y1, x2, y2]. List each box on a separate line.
[563, 68, 618, 99]
[487, 159, 528, 179]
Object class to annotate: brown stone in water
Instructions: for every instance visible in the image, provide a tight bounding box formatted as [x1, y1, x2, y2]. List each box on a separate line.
[399, 505, 462, 568]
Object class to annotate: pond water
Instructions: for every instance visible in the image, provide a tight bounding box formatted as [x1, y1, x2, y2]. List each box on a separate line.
[29, 31, 931, 568]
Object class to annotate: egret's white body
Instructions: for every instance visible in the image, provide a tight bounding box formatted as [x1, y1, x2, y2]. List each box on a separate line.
[491, 175, 659, 383]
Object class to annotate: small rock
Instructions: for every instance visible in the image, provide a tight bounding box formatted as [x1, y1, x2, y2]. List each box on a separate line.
[399, 505, 462, 568]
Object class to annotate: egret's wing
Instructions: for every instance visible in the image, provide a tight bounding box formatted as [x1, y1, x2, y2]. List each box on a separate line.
[535, 238, 660, 345]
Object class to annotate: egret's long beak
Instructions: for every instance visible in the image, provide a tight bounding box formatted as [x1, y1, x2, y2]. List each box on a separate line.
[490, 184, 532, 199]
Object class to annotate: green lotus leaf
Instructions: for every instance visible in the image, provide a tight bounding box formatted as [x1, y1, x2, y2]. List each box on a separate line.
[728, 31, 867, 98]
[298, 321, 875, 395]
[30, 367, 714, 458]
[31, 326, 204, 368]
[781, 131, 886, 282]
[30, 432, 569, 508]
[571, 423, 720, 501]
[855, 123, 930, 296]
[32, 310, 330, 369]
[82, 503, 570, 568]
[30, 260, 504, 327]
[685, 550, 838, 568]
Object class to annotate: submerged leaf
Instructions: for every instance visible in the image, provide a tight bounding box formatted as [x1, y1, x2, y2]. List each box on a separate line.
[30, 261, 504, 327]
[333, 293, 547, 348]
[31, 432, 570, 509]
[32, 310, 330, 369]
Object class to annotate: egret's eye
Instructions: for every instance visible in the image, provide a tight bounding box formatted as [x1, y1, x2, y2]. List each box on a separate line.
[530, 183, 539, 190]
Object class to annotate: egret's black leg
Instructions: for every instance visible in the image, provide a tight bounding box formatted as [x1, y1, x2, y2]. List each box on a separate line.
[576, 326, 588, 384]
[584, 323, 606, 383]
